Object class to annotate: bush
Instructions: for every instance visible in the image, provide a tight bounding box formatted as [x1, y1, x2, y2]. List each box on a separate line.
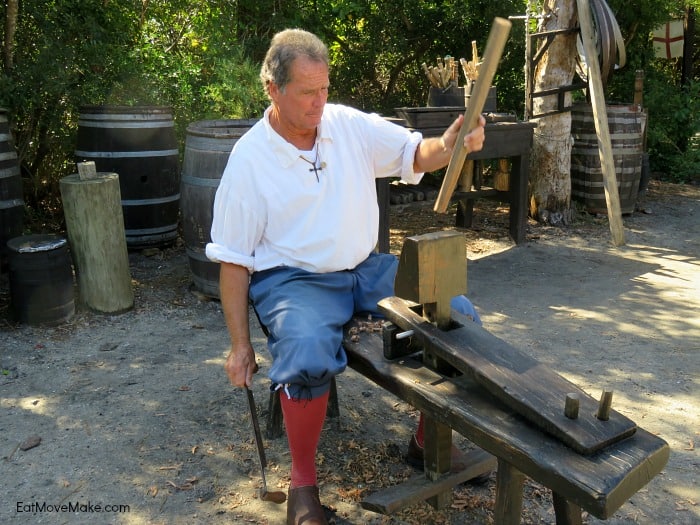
[644, 78, 700, 182]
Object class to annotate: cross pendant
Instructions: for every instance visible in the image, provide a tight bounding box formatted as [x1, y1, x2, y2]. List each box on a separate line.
[309, 165, 321, 182]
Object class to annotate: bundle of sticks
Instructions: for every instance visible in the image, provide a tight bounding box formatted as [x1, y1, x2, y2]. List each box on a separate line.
[421, 40, 483, 94]
[460, 40, 482, 96]
[421, 56, 458, 89]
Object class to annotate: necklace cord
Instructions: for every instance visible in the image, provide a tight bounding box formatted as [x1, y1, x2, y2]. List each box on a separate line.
[299, 144, 323, 182]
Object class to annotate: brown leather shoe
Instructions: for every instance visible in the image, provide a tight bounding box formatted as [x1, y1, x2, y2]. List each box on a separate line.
[287, 485, 328, 525]
[405, 434, 491, 485]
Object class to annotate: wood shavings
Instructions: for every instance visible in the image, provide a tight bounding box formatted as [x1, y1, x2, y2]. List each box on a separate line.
[166, 476, 199, 491]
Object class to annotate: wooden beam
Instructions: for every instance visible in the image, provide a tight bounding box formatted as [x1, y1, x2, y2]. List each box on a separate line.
[434, 17, 512, 213]
[361, 448, 496, 514]
[576, 0, 625, 246]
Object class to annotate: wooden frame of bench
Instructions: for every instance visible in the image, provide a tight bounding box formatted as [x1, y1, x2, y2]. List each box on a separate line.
[342, 323, 669, 523]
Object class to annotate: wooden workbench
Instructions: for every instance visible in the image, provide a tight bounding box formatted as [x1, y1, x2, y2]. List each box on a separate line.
[377, 114, 536, 250]
[343, 321, 669, 523]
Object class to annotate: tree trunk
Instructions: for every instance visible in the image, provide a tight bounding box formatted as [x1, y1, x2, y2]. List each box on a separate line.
[528, 0, 578, 225]
[3, 0, 19, 72]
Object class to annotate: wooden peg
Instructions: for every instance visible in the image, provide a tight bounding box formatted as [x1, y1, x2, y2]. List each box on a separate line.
[597, 389, 614, 421]
[77, 161, 98, 181]
[565, 393, 580, 419]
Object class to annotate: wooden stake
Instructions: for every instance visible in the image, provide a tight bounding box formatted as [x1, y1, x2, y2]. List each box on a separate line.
[434, 17, 511, 213]
[597, 389, 614, 421]
[77, 161, 97, 181]
[565, 393, 580, 420]
[576, 0, 625, 246]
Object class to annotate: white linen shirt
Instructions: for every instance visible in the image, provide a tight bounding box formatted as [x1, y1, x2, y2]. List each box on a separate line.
[206, 103, 424, 274]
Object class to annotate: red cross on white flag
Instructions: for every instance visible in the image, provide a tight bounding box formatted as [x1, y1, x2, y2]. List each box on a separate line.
[652, 20, 684, 59]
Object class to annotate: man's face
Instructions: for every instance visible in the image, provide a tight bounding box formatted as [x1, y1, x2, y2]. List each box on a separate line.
[270, 55, 329, 132]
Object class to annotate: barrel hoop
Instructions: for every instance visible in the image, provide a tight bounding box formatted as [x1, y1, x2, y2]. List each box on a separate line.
[0, 132, 13, 141]
[0, 198, 24, 209]
[185, 136, 238, 152]
[75, 149, 179, 158]
[124, 223, 179, 236]
[122, 193, 181, 206]
[180, 173, 221, 188]
[76, 121, 174, 130]
[78, 113, 173, 122]
[0, 151, 18, 162]
[0, 165, 20, 178]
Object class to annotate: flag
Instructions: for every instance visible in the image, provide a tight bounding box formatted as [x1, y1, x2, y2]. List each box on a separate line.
[652, 20, 684, 59]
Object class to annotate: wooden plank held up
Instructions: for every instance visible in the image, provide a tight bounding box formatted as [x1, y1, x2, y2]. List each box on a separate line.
[576, 0, 625, 246]
[434, 17, 512, 213]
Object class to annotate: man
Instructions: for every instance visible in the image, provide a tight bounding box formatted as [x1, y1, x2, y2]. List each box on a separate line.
[206, 29, 486, 525]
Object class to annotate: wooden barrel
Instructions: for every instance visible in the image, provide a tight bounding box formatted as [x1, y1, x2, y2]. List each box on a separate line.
[8, 234, 75, 325]
[75, 105, 180, 248]
[571, 103, 643, 215]
[180, 119, 258, 298]
[0, 109, 24, 266]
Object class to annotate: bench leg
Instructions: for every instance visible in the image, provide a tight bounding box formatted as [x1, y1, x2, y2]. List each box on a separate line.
[455, 199, 474, 228]
[423, 416, 453, 510]
[494, 458, 525, 525]
[552, 492, 583, 525]
[265, 376, 340, 439]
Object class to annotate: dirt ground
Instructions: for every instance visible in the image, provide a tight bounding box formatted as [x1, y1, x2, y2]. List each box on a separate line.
[1, 179, 698, 525]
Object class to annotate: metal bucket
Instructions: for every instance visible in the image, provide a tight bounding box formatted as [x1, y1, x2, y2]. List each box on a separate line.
[8, 234, 75, 325]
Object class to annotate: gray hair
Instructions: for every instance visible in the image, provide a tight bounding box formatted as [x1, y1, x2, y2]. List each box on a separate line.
[260, 29, 329, 96]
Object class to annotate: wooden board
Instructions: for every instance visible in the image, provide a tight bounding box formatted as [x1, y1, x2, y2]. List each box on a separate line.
[377, 296, 637, 455]
[361, 449, 495, 514]
[342, 325, 669, 519]
[394, 106, 466, 129]
[576, 0, 625, 246]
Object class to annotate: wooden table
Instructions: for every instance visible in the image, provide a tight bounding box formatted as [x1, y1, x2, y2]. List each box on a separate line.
[378, 115, 536, 251]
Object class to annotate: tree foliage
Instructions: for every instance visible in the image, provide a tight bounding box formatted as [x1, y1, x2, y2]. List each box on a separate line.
[0, 0, 697, 231]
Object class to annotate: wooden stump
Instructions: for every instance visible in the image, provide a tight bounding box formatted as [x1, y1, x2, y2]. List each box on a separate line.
[60, 172, 134, 313]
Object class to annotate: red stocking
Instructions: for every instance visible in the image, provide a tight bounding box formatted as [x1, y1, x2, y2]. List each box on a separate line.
[415, 412, 425, 447]
[280, 389, 330, 488]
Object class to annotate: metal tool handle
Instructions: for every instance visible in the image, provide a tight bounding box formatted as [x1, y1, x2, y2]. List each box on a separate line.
[246, 386, 267, 469]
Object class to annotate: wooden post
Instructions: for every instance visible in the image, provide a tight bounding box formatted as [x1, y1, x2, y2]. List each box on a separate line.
[394, 230, 467, 329]
[633, 70, 644, 106]
[576, 0, 625, 246]
[494, 459, 525, 524]
[597, 389, 614, 421]
[393, 230, 468, 508]
[59, 172, 134, 313]
[565, 393, 580, 420]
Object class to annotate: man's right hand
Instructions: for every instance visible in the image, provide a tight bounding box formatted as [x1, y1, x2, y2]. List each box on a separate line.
[224, 343, 258, 388]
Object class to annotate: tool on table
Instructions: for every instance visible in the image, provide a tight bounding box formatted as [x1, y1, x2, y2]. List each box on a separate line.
[245, 386, 286, 504]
